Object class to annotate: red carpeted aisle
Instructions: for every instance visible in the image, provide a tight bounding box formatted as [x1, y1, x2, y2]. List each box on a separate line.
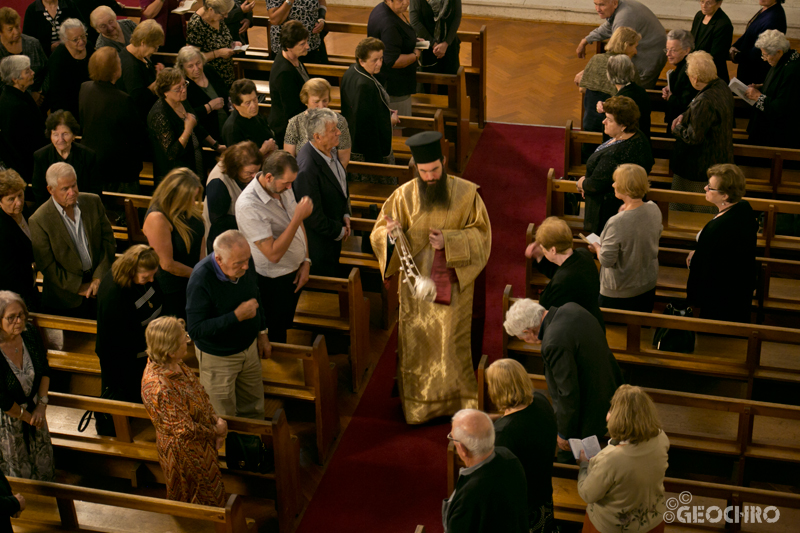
[296, 124, 563, 533]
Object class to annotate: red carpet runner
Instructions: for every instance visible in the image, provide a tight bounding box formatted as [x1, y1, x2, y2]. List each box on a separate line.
[296, 124, 563, 533]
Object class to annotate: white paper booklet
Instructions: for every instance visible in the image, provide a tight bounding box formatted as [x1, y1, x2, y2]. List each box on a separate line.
[234, 44, 249, 52]
[172, 0, 195, 14]
[666, 69, 674, 93]
[728, 78, 757, 106]
[415, 40, 430, 50]
[578, 233, 601, 246]
[569, 435, 602, 461]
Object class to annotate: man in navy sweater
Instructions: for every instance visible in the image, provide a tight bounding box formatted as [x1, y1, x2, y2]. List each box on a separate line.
[186, 229, 271, 419]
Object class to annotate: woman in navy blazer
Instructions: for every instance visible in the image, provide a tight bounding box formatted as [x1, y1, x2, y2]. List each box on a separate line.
[730, 0, 786, 85]
[691, 0, 733, 82]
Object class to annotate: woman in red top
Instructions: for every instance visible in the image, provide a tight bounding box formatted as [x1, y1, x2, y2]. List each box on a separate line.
[141, 315, 227, 506]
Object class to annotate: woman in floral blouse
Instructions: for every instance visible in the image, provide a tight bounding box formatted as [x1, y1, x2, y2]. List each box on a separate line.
[141, 315, 227, 506]
[577, 385, 669, 533]
[187, 0, 240, 86]
[266, 0, 327, 64]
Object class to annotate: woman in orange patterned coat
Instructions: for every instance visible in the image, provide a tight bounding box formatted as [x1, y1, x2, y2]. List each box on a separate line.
[141, 316, 227, 506]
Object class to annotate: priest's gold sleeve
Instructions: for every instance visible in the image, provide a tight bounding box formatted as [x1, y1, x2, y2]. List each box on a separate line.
[441, 191, 492, 289]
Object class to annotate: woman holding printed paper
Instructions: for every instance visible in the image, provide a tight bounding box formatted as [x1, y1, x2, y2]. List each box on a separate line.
[187, 0, 241, 86]
[744, 30, 800, 149]
[587, 164, 661, 314]
[577, 385, 669, 533]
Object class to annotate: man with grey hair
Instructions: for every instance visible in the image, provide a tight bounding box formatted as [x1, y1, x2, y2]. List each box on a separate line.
[504, 300, 623, 463]
[186, 229, 270, 419]
[29, 162, 115, 317]
[577, 0, 666, 89]
[0, 55, 48, 179]
[91, 5, 136, 52]
[294, 108, 351, 276]
[663, 28, 697, 134]
[443, 409, 528, 533]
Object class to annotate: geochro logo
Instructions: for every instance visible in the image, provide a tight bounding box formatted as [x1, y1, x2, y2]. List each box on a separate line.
[664, 492, 780, 524]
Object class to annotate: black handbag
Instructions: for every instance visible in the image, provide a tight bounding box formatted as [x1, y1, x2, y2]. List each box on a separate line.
[652, 303, 696, 353]
[78, 386, 118, 437]
[225, 432, 273, 474]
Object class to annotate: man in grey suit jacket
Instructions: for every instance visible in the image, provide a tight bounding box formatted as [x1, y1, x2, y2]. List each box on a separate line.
[30, 162, 116, 317]
[577, 0, 667, 89]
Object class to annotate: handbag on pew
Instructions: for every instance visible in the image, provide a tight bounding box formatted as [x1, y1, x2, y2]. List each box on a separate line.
[652, 303, 695, 354]
[77, 386, 118, 437]
[225, 432, 274, 474]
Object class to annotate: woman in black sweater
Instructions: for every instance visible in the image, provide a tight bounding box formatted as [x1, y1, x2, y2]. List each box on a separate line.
[96, 245, 163, 403]
[687, 164, 757, 323]
[0, 171, 36, 310]
[487, 358, 557, 533]
[690, 0, 733, 82]
[177, 45, 230, 141]
[23, 0, 82, 56]
[577, 95, 653, 235]
[45, 18, 92, 119]
[526, 216, 604, 330]
[268, 20, 310, 148]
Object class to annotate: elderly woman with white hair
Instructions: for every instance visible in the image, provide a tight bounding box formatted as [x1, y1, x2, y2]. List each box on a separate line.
[0, 7, 48, 98]
[445, 409, 529, 533]
[0, 291, 55, 481]
[0, 55, 47, 180]
[744, 30, 800, 149]
[187, 0, 241, 86]
[177, 45, 230, 140]
[670, 50, 734, 212]
[45, 18, 92, 119]
[91, 5, 137, 52]
[602, 54, 650, 138]
[662, 28, 697, 135]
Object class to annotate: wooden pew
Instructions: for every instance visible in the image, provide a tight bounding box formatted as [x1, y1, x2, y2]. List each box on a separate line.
[46, 392, 301, 533]
[476, 355, 800, 485]
[545, 170, 800, 256]
[501, 284, 800, 399]
[523, 223, 800, 319]
[296, 268, 371, 391]
[9, 477, 248, 533]
[29, 313, 340, 463]
[563, 120, 800, 198]
[447, 443, 800, 528]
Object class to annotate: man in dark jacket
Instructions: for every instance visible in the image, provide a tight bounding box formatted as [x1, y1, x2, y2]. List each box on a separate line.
[186, 229, 271, 419]
[443, 409, 528, 533]
[504, 300, 623, 463]
[294, 108, 350, 277]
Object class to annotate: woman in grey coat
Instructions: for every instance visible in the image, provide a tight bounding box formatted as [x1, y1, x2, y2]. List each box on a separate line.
[670, 50, 734, 213]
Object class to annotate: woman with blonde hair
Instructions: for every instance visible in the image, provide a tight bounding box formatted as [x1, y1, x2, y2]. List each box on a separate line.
[525, 216, 604, 329]
[670, 50, 734, 212]
[96, 245, 163, 407]
[587, 164, 662, 313]
[576, 26, 641, 157]
[487, 358, 557, 533]
[143, 168, 206, 319]
[141, 316, 227, 506]
[284, 77, 352, 167]
[578, 385, 669, 533]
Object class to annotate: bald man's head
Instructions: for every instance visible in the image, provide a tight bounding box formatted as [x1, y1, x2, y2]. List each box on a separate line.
[452, 409, 495, 460]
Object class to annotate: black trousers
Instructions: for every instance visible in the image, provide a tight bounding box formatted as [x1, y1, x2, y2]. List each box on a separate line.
[599, 288, 656, 314]
[257, 269, 302, 343]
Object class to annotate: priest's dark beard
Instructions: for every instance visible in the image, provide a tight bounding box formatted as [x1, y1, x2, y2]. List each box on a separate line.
[418, 176, 449, 210]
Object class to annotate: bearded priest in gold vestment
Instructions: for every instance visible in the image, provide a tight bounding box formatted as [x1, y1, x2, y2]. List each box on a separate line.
[370, 132, 492, 424]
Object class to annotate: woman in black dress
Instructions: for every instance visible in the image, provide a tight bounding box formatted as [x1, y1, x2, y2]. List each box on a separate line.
[0, 171, 36, 310]
[367, 0, 420, 117]
[730, 0, 786, 85]
[690, 0, 733, 82]
[147, 67, 225, 182]
[45, 18, 92, 120]
[687, 164, 757, 323]
[142, 168, 206, 319]
[576, 95, 653, 235]
[0, 55, 47, 181]
[744, 30, 800, 149]
[97, 245, 163, 403]
[341, 37, 399, 184]
[268, 20, 310, 148]
[118, 19, 165, 119]
[177, 45, 230, 141]
[487, 358, 557, 533]
[32, 110, 99, 205]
